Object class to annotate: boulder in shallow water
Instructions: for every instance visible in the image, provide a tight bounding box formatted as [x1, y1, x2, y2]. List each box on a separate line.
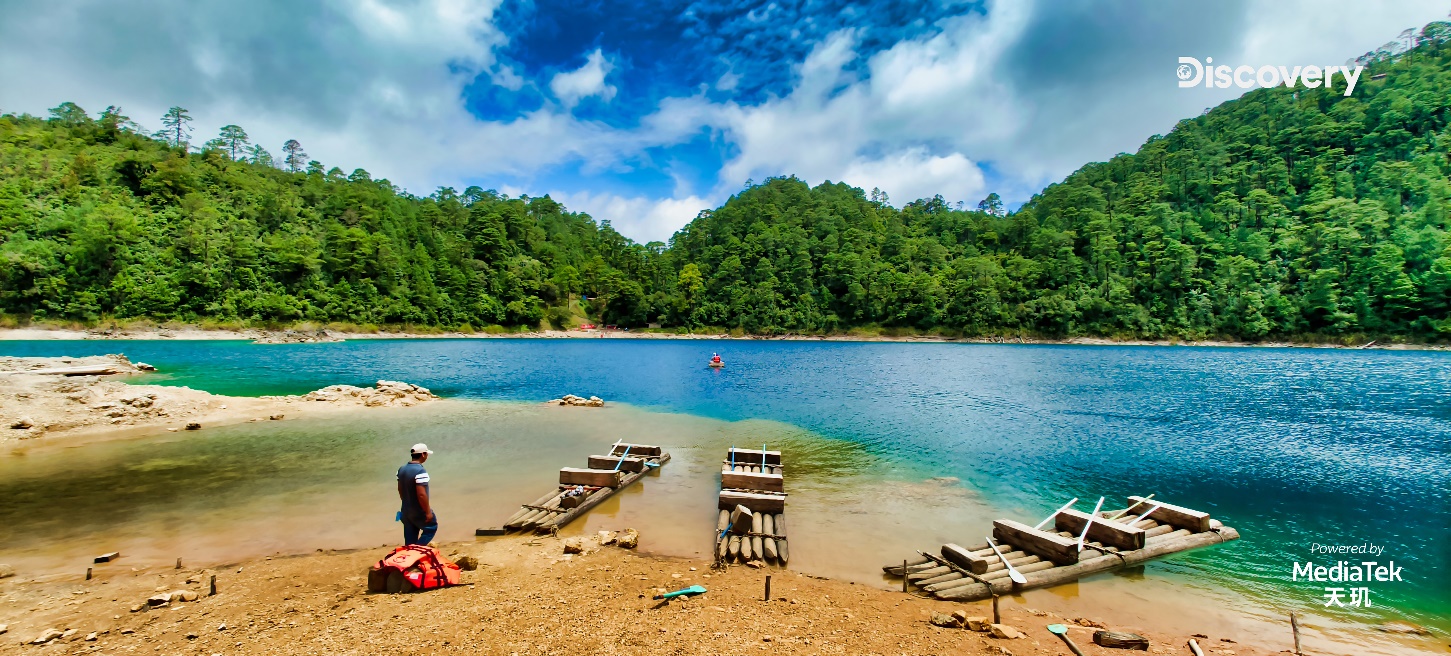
[617, 528, 639, 549]
[0, 563, 14, 578]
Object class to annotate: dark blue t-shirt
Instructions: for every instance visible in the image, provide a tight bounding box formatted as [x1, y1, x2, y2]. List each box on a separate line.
[398, 462, 430, 520]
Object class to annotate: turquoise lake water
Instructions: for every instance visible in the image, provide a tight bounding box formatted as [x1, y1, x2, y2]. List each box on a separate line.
[1, 338, 1447, 640]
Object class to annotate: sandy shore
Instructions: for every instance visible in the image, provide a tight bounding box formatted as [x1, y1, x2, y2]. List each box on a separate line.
[0, 531, 1295, 656]
[1, 325, 1444, 350]
[0, 354, 440, 446]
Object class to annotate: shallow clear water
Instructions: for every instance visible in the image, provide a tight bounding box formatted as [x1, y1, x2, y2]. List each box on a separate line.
[1, 338, 1447, 646]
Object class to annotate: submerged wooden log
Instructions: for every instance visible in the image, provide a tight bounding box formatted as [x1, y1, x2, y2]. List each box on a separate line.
[720, 490, 786, 513]
[884, 556, 932, 575]
[1127, 496, 1210, 533]
[1054, 508, 1146, 551]
[908, 565, 952, 582]
[773, 513, 786, 537]
[993, 519, 1081, 565]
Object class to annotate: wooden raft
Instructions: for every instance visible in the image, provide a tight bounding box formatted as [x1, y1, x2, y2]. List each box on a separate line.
[884, 495, 1238, 601]
[714, 447, 789, 567]
[498, 442, 671, 534]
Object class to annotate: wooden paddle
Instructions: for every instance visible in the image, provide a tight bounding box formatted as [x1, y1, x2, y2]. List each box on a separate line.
[986, 536, 1027, 584]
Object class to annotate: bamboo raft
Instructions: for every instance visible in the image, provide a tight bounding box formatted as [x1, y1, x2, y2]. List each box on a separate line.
[714, 447, 789, 567]
[884, 495, 1238, 601]
[498, 442, 671, 534]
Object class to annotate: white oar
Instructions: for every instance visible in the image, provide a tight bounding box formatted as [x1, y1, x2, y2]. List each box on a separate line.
[1033, 497, 1079, 531]
[1106, 494, 1155, 521]
[1076, 497, 1105, 552]
[1127, 504, 1161, 527]
[986, 536, 1027, 584]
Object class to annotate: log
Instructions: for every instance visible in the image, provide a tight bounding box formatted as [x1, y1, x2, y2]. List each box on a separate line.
[507, 490, 560, 525]
[741, 532, 755, 561]
[763, 533, 779, 562]
[750, 512, 765, 561]
[28, 366, 119, 376]
[587, 455, 645, 473]
[777, 539, 789, 564]
[993, 519, 1080, 565]
[727, 448, 780, 465]
[1054, 508, 1146, 551]
[884, 556, 931, 575]
[942, 543, 991, 574]
[1093, 631, 1149, 650]
[611, 443, 662, 457]
[717, 535, 729, 561]
[719, 490, 786, 513]
[1127, 496, 1210, 533]
[908, 565, 953, 582]
[721, 471, 784, 493]
[717, 509, 730, 532]
[773, 514, 786, 538]
[728, 535, 741, 560]
[918, 572, 964, 587]
[1145, 528, 1192, 544]
[559, 468, 623, 488]
[761, 513, 775, 537]
[729, 505, 754, 534]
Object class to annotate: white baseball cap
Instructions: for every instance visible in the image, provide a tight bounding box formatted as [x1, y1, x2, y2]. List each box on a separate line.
[410, 443, 432, 455]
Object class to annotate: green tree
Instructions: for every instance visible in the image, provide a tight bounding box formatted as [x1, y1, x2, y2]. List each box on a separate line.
[158, 106, 192, 148]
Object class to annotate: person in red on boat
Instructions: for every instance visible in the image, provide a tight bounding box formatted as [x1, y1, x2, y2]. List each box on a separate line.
[711, 353, 722, 364]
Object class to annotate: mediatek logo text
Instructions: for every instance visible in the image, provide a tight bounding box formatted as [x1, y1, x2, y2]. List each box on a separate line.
[1177, 58, 1365, 96]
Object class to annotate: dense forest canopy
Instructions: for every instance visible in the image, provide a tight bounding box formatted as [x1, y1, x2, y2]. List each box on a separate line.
[2, 22, 1450, 340]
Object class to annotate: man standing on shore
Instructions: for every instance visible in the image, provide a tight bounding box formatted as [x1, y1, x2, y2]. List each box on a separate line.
[397, 443, 437, 545]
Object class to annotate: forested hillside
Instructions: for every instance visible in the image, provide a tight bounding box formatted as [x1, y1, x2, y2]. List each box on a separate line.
[2, 22, 1450, 340]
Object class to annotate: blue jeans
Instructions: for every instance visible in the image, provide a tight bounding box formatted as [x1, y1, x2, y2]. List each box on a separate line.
[403, 514, 438, 546]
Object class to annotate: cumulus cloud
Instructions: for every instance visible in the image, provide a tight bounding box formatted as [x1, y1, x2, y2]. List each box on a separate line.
[552, 191, 712, 244]
[549, 49, 617, 109]
[838, 149, 987, 206]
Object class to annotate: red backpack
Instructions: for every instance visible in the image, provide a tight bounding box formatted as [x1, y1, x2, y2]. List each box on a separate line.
[367, 545, 462, 593]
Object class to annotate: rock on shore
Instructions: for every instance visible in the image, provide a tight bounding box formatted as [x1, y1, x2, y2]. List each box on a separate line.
[548, 394, 604, 407]
[0, 355, 439, 442]
[299, 381, 437, 407]
[252, 329, 343, 344]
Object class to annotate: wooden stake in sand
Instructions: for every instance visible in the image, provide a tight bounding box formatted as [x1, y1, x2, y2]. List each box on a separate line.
[175, 558, 182, 569]
[764, 575, 771, 601]
[85, 567, 92, 581]
[1291, 612, 1302, 655]
[902, 560, 908, 592]
[209, 574, 217, 596]
[992, 594, 1000, 624]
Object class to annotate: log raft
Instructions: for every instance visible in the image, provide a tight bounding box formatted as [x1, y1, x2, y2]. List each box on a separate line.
[715, 448, 788, 568]
[499, 442, 670, 534]
[884, 495, 1238, 601]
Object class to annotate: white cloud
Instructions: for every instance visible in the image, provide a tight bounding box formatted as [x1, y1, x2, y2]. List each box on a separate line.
[552, 191, 712, 244]
[838, 149, 987, 207]
[549, 49, 617, 109]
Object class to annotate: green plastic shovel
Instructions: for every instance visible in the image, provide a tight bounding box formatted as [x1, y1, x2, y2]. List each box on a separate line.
[652, 584, 706, 600]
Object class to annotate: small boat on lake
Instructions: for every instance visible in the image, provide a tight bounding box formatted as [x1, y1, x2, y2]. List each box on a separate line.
[708, 353, 725, 368]
[491, 441, 670, 535]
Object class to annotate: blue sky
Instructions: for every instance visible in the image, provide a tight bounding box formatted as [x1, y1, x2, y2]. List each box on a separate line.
[1, 0, 1447, 242]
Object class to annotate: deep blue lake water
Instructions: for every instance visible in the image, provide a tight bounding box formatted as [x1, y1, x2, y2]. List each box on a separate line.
[2, 338, 1447, 633]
